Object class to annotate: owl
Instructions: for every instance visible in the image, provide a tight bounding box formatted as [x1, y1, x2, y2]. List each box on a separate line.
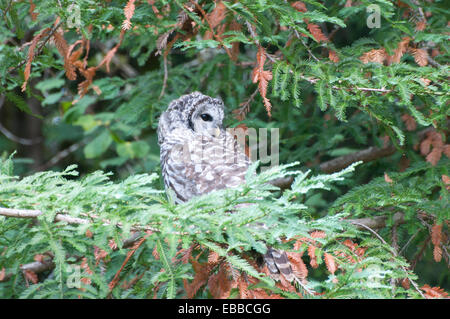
[157, 92, 295, 282]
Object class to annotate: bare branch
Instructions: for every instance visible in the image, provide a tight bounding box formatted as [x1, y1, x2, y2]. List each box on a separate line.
[0, 206, 162, 235]
[20, 260, 55, 273]
[269, 176, 294, 191]
[159, 54, 168, 100]
[293, 29, 320, 62]
[36, 140, 85, 171]
[347, 212, 405, 230]
[319, 145, 396, 174]
[0, 207, 89, 224]
[233, 87, 259, 121]
[0, 95, 42, 146]
[97, 42, 138, 78]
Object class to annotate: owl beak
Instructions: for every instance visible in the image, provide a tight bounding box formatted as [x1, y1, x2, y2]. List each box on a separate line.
[213, 127, 221, 137]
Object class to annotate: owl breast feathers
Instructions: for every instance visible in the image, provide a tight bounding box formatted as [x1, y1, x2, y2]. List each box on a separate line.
[157, 92, 295, 283]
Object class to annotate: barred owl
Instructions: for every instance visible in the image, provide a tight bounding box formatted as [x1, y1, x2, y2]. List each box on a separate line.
[157, 92, 295, 282]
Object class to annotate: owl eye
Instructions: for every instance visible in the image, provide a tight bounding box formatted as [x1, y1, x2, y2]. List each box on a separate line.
[200, 113, 213, 122]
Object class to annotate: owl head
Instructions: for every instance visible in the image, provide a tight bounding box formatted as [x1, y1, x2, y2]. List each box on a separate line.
[158, 92, 226, 144]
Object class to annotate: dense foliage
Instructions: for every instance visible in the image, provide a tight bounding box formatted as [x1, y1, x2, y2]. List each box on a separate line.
[0, 0, 448, 298]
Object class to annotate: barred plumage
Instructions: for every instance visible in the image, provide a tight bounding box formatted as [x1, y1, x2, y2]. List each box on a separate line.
[157, 92, 295, 282]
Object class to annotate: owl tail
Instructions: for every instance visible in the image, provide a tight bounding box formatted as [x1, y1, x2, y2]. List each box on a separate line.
[263, 247, 295, 282]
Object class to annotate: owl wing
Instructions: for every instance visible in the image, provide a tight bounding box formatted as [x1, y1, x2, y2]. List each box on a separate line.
[189, 131, 251, 195]
[160, 129, 250, 203]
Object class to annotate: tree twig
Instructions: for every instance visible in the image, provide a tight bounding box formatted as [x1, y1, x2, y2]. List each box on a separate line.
[191, 0, 233, 59]
[108, 232, 151, 292]
[97, 42, 138, 78]
[399, 228, 421, 255]
[293, 29, 319, 62]
[8, 21, 63, 75]
[0, 95, 42, 145]
[244, 21, 277, 64]
[20, 260, 55, 273]
[294, 276, 315, 296]
[410, 236, 431, 270]
[36, 140, 86, 171]
[417, 215, 450, 267]
[0, 207, 89, 224]
[159, 54, 168, 100]
[0, 233, 145, 281]
[347, 212, 405, 230]
[233, 87, 259, 121]
[349, 219, 426, 298]
[426, 54, 443, 68]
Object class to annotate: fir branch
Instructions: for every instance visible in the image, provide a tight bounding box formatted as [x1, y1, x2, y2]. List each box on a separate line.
[0, 206, 412, 241]
[295, 73, 393, 93]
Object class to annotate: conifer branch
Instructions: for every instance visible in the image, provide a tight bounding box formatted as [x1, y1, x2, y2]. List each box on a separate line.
[349, 219, 426, 298]
[191, 0, 233, 59]
[8, 20, 63, 75]
[293, 29, 319, 62]
[108, 232, 151, 292]
[0, 206, 413, 241]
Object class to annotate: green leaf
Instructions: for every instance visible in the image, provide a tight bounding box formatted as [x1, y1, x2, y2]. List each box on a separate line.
[42, 92, 64, 106]
[35, 78, 65, 93]
[84, 129, 113, 159]
[74, 115, 100, 132]
[116, 141, 150, 159]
